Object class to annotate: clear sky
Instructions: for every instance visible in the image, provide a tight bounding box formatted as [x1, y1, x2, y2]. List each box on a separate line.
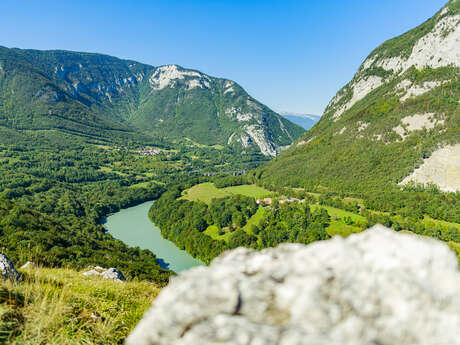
[0, 0, 448, 115]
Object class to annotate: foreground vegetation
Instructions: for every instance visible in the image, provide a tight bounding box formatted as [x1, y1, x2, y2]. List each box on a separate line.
[0, 267, 159, 345]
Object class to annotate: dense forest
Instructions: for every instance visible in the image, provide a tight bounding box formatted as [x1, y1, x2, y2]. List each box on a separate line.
[0, 126, 270, 283]
[150, 177, 460, 264]
[149, 184, 332, 264]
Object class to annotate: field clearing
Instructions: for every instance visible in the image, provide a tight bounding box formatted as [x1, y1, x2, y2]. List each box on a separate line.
[181, 183, 231, 204]
[326, 221, 363, 237]
[310, 204, 367, 225]
[204, 207, 267, 242]
[423, 215, 460, 230]
[204, 225, 231, 242]
[224, 185, 273, 199]
[243, 207, 267, 234]
[181, 183, 272, 204]
[98, 166, 128, 176]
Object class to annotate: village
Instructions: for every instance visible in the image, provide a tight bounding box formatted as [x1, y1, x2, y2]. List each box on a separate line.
[135, 147, 161, 156]
[256, 197, 305, 205]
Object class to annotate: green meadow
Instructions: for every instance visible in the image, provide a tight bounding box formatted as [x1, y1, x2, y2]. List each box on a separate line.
[181, 183, 273, 204]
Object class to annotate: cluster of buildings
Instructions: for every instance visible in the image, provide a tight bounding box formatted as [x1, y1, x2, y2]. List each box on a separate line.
[256, 197, 303, 205]
[135, 147, 161, 156]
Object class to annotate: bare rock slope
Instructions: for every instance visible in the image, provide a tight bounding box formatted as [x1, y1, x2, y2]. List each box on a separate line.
[400, 143, 460, 192]
[127, 225, 460, 345]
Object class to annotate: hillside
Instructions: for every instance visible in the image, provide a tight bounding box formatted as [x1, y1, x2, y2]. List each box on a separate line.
[0, 197, 171, 284]
[0, 47, 303, 156]
[257, 0, 460, 190]
[0, 266, 159, 344]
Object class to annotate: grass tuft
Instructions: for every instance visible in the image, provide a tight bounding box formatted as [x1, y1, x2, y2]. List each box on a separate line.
[0, 267, 159, 345]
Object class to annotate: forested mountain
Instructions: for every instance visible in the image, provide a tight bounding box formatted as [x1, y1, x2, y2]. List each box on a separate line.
[257, 0, 460, 190]
[0, 47, 303, 156]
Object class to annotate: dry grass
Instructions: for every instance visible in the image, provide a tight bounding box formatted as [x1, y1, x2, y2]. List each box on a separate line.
[0, 267, 159, 345]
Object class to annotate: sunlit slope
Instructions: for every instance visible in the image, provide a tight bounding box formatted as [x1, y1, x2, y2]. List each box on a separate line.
[256, 0, 460, 191]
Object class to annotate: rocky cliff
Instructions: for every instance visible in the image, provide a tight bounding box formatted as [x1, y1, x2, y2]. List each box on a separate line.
[257, 0, 460, 189]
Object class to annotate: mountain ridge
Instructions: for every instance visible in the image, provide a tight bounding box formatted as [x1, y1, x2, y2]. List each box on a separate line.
[256, 0, 460, 191]
[0, 46, 304, 156]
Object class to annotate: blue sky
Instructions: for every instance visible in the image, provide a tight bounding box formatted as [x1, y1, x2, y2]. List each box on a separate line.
[0, 0, 447, 114]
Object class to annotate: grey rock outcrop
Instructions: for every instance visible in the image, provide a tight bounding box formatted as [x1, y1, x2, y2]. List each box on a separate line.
[126, 225, 460, 345]
[0, 254, 22, 282]
[83, 266, 126, 282]
[101, 267, 126, 281]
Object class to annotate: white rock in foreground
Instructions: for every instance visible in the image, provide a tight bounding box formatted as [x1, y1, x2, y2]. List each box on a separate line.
[127, 225, 460, 345]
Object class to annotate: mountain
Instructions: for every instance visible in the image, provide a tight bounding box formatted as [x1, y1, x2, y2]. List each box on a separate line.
[280, 113, 321, 130]
[0, 47, 304, 156]
[256, 0, 460, 191]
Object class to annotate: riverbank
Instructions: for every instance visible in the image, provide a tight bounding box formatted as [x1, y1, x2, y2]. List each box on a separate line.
[104, 201, 203, 273]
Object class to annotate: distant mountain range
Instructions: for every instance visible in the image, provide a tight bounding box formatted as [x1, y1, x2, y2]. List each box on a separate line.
[280, 113, 321, 130]
[0, 47, 304, 156]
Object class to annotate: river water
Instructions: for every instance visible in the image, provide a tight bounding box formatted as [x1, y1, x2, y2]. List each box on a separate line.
[104, 201, 203, 273]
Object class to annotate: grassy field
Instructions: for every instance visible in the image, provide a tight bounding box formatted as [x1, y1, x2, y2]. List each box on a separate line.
[181, 183, 273, 204]
[326, 221, 364, 237]
[98, 166, 127, 176]
[243, 208, 267, 235]
[309, 204, 367, 237]
[181, 183, 231, 204]
[310, 204, 367, 225]
[1, 267, 159, 345]
[224, 185, 273, 199]
[423, 215, 460, 231]
[204, 208, 268, 243]
[128, 180, 165, 189]
[203, 225, 231, 242]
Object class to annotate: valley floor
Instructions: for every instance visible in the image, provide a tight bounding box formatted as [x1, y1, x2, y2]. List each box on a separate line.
[169, 182, 460, 262]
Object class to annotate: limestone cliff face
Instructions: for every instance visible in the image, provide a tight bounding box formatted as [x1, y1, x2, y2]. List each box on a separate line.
[326, 0, 460, 122]
[126, 226, 460, 345]
[257, 0, 460, 191]
[131, 64, 303, 156]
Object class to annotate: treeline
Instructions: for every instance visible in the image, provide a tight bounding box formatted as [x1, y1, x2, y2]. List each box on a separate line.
[258, 202, 331, 248]
[363, 210, 460, 243]
[0, 197, 171, 285]
[252, 177, 460, 235]
[148, 187, 227, 263]
[149, 185, 332, 263]
[363, 188, 460, 224]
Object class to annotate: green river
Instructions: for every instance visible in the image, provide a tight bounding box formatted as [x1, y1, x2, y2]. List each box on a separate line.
[104, 201, 203, 273]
